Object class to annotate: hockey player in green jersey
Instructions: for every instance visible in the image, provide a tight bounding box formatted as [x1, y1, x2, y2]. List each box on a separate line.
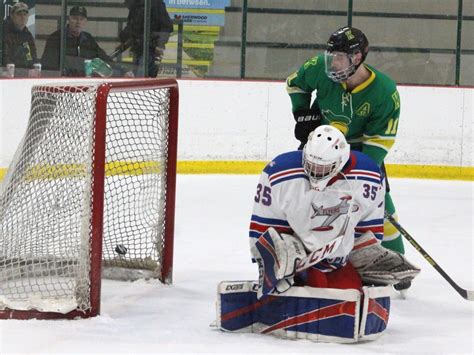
[286, 26, 409, 291]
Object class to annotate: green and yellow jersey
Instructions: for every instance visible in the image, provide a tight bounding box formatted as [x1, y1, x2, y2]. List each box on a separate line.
[286, 54, 400, 166]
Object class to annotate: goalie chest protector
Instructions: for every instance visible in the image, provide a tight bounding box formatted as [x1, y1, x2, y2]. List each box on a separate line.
[216, 281, 391, 343]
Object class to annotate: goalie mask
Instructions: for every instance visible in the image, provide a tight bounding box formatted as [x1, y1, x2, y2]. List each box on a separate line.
[303, 125, 350, 191]
[324, 26, 369, 83]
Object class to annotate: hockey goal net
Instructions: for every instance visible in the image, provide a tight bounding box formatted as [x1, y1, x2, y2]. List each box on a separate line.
[0, 79, 178, 319]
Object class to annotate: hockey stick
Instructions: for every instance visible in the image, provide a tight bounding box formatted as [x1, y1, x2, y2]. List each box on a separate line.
[255, 190, 356, 299]
[294, 233, 344, 273]
[385, 212, 473, 301]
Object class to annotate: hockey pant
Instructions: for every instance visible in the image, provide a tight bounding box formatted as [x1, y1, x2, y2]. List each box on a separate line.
[296, 262, 363, 291]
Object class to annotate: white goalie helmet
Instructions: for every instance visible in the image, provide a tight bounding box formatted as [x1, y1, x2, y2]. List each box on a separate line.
[303, 125, 350, 190]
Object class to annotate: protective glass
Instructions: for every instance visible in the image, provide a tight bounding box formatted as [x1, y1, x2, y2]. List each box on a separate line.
[324, 51, 355, 83]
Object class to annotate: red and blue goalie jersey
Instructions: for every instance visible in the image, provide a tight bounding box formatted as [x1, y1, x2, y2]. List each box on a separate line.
[249, 150, 385, 272]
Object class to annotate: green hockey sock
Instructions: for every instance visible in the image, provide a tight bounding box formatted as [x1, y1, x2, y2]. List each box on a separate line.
[383, 192, 405, 254]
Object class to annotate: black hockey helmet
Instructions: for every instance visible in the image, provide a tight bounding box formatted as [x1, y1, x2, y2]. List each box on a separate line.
[327, 26, 369, 59]
[325, 26, 369, 82]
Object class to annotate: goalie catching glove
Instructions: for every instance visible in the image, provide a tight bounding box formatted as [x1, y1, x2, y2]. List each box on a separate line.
[349, 231, 421, 286]
[251, 228, 306, 299]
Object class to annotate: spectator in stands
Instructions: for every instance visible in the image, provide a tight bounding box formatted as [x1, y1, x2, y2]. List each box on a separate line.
[41, 6, 116, 77]
[2, 2, 40, 77]
[118, 0, 173, 77]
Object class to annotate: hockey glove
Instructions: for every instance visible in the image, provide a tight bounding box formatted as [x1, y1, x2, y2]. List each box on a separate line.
[293, 109, 322, 148]
[349, 231, 421, 286]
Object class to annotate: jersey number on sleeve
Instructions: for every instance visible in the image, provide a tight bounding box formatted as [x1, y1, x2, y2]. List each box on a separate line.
[362, 183, 378, 200]
[255, 184, 272, 206]
[385, 118, 399, 135]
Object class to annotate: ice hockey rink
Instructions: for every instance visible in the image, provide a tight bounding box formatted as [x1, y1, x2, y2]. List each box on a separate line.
[0, 175, 472, 354]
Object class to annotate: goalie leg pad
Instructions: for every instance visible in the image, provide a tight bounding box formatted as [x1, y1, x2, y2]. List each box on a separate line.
[360, 286, 392, 340]
[250, 228, 306, 299]
[216, 281, 391, 343]
[349, 231, 421, 286]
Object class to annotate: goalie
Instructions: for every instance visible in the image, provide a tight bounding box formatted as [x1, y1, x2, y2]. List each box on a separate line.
[250, 125, 419, 296]
[216, 125, 420, 342]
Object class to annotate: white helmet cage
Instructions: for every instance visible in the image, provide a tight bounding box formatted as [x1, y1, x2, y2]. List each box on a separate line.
[303, 125, 350, 189]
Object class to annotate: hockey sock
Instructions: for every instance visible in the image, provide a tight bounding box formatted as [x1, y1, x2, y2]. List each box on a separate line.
[382, 192, 405, 254]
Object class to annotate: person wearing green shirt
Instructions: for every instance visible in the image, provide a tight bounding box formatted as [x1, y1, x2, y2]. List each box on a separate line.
[286, 26, 409, 292]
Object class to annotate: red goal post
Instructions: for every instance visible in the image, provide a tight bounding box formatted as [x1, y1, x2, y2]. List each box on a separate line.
[0, 79, 179, 319]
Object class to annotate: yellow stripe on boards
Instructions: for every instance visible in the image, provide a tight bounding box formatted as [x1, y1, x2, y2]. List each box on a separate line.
[0, 162, 164, 181]
[0, 162, 473, 181]
[177, 161, 266, 174]
[177, 162, 474, 180]
[385, 164, 474, 181]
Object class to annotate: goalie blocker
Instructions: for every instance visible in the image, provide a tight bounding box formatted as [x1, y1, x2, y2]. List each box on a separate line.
[216, 281, 391, 343]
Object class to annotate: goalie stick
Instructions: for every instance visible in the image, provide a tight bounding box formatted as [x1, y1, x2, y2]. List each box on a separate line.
[255, 215, 348, 299]
[254, 232, 345, 299]
[386, 212, 473, 301]
[294, 233, 344, 273]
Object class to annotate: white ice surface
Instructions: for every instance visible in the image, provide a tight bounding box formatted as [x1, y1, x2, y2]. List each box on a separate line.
[1, 176, 473, 354]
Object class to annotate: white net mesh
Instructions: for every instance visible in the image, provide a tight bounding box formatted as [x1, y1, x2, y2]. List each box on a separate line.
[0, 83, 172, 315]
